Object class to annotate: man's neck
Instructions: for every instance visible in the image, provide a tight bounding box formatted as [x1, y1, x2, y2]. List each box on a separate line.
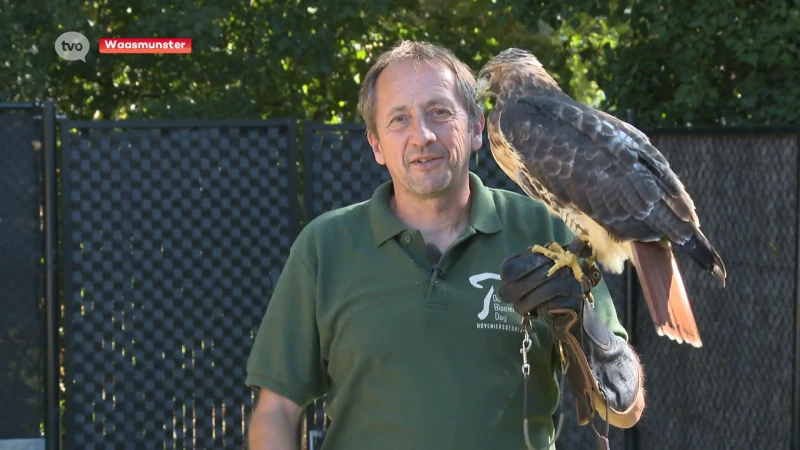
[390, 182, 472, 253]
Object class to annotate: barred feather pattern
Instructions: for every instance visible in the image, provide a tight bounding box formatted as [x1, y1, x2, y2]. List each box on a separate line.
[478, 47, 727, 347]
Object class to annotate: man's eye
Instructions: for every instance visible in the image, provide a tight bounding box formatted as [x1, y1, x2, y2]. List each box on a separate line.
[432, 109, 449, 116]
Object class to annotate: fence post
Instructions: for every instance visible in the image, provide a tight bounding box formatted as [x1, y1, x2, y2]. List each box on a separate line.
[794, 128, 800, 450]
[34, 101, 60, 450]
[624, 108, 639, 450]
[41, 101, 61, 450]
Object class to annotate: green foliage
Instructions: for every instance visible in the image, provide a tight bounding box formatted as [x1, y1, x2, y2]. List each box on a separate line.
[599, 0, 800, 127]
[2, 0, 797, 127]
[0, 0, 614, 121]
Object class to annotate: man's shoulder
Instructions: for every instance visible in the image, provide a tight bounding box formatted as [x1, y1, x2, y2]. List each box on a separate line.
[292, 199, 372, 251]
[484, 185, 572, 240]
[486, 186, 552, 218]
[306, 200, 370, 230]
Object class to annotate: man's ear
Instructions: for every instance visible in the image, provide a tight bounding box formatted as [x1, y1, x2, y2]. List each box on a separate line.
[470, 114, 486, 153]
[367, 130, 386, 165]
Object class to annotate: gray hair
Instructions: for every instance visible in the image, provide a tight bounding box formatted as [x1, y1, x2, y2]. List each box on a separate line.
[358, 40, 483, 136]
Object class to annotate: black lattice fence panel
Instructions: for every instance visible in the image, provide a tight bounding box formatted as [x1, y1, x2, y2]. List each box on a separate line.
[60, 119, 299, 449]
[0, 107, 46, 439]
[629, 130, 798, 450]
[302, 123, 631, 450]
[302, 122, 391, 222]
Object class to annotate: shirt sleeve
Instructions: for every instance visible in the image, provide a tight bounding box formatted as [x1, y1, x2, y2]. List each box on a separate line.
[551, 218, 629, 342]
[245, 237, 326, 407]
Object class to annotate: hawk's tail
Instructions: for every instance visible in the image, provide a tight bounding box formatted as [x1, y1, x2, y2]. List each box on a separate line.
[679, 227, 727, 288]
[630, 241, 702, 348]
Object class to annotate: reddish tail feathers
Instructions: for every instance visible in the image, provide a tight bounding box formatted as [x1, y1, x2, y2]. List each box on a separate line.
[630, 241, 703, 348]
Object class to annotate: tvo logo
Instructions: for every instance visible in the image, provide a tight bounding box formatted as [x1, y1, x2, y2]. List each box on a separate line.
[55, 31, 90, 62]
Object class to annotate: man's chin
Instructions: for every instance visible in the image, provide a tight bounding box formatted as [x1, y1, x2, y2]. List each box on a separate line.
[407, 174, 454, 197]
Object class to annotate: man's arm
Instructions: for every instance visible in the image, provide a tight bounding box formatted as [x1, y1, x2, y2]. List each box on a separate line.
[248, 388, 304, 450]
[245, 224, 326, 449]
[498, 246, 647, 431]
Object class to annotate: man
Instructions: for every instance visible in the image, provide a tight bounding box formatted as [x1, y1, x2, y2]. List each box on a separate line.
[246, 40, 645, 450]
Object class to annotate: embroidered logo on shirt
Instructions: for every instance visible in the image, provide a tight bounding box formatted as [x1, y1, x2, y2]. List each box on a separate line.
[469, 272, 522, 333]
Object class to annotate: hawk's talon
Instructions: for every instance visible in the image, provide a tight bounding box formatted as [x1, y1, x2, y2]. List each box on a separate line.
[580, 276, 594, 296]
[531, 242, 585, 284]
[531, 243, 564, 259]
[567, 238, 594, 259]
[569, 237, 603, 287]
[581, 260, 602, 287]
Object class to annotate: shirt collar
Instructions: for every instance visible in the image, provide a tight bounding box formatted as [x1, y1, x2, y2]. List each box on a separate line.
[369, 171, 504, 247]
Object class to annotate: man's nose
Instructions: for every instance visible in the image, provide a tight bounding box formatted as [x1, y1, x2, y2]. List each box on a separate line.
[408, 116, 436, 148]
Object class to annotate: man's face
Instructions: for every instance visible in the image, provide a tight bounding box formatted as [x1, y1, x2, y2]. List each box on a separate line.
[367, 60, 484, 199]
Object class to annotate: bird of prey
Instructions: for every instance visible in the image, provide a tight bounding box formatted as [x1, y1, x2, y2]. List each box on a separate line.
[475, 48, 726, 347]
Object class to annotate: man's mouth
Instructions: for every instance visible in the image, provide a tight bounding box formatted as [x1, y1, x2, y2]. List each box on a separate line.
[411, 156, 443, 165]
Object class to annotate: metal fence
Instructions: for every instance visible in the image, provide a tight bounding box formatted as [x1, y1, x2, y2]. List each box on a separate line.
[627, 127, 799, 450]
[0, 103, 58, 450]
[59, 117, 299, 450]
[1, 101, 798, 450]
[0, 106, 44, 437]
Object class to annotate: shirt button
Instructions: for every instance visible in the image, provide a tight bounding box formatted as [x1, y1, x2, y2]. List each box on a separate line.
[403, 235, 412, 244]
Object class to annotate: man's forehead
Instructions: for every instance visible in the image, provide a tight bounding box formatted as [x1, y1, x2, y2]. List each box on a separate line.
[382, 58, 454, 80]
[375, 60, 458, 111]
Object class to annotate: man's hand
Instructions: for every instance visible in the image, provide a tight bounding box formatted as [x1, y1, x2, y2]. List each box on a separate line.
[497, 244, 591, 319]
[247, 388, 303, 450]
[498, 245, 645, 432]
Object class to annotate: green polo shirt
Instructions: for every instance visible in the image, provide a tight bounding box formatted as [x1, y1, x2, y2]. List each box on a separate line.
[246, 172, 627, 450]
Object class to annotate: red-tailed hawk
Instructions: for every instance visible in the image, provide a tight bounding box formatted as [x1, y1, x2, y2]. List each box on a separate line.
[475, 48, 727, 347]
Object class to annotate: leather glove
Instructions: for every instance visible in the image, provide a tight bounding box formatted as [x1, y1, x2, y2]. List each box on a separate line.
[497, 244, 642, 434]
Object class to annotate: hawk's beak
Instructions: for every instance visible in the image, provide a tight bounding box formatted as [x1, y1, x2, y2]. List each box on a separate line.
[475, 77, 489, 100]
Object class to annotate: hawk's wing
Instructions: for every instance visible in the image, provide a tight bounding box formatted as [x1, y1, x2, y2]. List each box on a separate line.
[496, 96, 697, 245]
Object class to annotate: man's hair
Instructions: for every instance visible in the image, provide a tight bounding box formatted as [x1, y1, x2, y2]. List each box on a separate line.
[357, 40, 483, 136]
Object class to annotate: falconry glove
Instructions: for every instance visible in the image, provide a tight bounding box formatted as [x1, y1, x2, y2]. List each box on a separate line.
[498, 244, 641, 445]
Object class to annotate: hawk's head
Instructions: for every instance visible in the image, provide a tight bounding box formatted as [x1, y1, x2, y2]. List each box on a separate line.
[475, 48, 558, 102]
